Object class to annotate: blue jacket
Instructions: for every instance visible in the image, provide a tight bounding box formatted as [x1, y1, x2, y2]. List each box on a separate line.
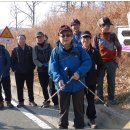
[49, 41, 92, 93]
[72, 31, 82, 45]
[0, 45, 10, 78]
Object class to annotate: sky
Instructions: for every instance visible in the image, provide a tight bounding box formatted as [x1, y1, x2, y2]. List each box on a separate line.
[0, 1, 128, 30]
[0, 1, 53, 29]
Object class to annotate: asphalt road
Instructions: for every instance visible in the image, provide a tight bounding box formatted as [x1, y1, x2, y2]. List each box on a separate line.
[1, 74, 129, 129]
[0, 85, 107, 129]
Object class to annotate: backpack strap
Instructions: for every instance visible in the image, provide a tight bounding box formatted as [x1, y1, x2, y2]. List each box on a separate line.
[73, 43, 81, 58]
[15, 47, 20, 63]
[55, 45, 60, 61]
[95, 33, 100, 50]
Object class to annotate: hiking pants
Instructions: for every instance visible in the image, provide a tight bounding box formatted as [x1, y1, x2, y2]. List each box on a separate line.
[38, 71, 58, 105]
[59, 89, 84, 129]
[0, 75, 12, 102]
[15, 72, 34, 103]
[97, 61, 118, 100]
[84, 85, 96, 120]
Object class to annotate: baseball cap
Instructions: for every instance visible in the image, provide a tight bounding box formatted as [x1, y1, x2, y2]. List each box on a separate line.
[97, 17, 113, 26]
[71, 19, 80, 26]
[81, 31, 92, 38]
[58, 25, 72, 34]
[35, 32, 44, 37]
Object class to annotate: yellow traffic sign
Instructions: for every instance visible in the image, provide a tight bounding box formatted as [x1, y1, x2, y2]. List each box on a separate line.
[0, 26, 13, 38]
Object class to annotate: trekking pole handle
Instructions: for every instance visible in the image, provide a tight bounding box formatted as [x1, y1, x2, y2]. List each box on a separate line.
[41, 78, 72, 108]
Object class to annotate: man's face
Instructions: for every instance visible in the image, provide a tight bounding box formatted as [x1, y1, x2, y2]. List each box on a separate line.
[101, 25, 111, 33]
[59, 31, 72, 46]
[36, 35, 45, 44]
[17, 35, 26, 46]
[71, 24, 80, 34]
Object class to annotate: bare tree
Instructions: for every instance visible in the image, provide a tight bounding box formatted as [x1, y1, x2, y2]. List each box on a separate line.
[50, 1, 97, 14]
[17, 1, 41, 27]
[10, 1, 42, 28]
[10, 2, 25, 30]
[50, 2, 72, 14]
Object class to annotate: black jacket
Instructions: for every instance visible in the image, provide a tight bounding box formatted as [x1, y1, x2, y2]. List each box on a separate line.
[85, 44, 103, 86]
[11, 44, 35, 74]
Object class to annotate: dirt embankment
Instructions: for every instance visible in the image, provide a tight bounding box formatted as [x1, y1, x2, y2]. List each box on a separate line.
[108, 52, 130, 114]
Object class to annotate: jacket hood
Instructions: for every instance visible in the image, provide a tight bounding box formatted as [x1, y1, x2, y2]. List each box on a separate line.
[55, 40, 60, 47]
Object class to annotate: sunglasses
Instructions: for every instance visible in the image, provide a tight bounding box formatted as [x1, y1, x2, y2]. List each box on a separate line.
[60, 34, 72, 38]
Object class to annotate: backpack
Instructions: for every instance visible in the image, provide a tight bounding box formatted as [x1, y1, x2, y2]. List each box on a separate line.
[95, 32, 117, 50]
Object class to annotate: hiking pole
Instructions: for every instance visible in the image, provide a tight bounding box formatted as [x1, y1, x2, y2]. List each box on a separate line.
[0, 73, 3, 83]
[41, 78, 72, 108]
[78, 80, 108, 107]
[64, 67, 108, 107]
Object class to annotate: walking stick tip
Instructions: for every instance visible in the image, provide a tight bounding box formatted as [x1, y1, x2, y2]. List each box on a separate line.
[104, 103, 108, 107]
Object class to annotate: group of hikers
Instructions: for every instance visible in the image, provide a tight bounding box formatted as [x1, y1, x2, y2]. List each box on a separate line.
[0, 16, 122, 129]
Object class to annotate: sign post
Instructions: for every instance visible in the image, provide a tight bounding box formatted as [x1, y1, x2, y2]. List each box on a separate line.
[0, 26, 13, 48]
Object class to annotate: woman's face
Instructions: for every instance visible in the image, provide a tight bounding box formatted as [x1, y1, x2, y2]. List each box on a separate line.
[59, 31, 72, 46]
[101, 25, 111, 33]
[81, 36, 91, 48]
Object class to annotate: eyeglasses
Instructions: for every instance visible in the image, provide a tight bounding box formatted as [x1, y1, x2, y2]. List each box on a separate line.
[60, 34, 72, 38]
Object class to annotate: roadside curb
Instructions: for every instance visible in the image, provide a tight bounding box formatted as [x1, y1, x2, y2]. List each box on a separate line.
[95, 105, 130, 129]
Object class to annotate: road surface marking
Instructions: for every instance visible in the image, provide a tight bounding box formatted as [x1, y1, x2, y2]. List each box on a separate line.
[2, 93, 52, 129]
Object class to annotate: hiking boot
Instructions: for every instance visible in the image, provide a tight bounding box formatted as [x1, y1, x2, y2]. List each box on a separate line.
[6, 102, 14, 108]
[29, 101, 37, 107]
[58, 126, 68, 129]
[73, 124, 84, 129]
[108, 99, 117, 105]
[17, 102, 24, 108]
[0, 101, 4, 109]
[42, 101, 50, 108]
[88, 119, 96, 129]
